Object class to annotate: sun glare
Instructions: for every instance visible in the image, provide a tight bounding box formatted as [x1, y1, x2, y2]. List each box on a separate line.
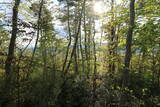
[93, 1, 104, 14]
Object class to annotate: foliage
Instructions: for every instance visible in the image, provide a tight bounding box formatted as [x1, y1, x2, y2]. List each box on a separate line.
[0, 0, 159, 106]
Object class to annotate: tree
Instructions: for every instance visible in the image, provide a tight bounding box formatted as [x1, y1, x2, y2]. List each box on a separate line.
[123, 0, 135, 86]
[0, 0, 160, 106]
[121, 0, 135, 105]
[5, 0, 21, 75]
[30, 0, 44, 65]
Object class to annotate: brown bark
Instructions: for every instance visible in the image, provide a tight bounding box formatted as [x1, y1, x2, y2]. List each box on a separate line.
[108, 27, 116, 72]
[121, 0, 135, 105]
[92, 21, 97, 107]
[123, 0, 135, 86]
[30, 0, 44, 65]
[83, 0, 90, 78]
[62, 0, 72, 72]
[65, 0, 85, 73]
[108, 0, 116, 72]
[3, 0, 21, 106]
[5, 0, 21, 74]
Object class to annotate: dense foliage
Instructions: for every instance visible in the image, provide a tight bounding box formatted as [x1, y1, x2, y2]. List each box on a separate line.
[0, 0, 160, 107]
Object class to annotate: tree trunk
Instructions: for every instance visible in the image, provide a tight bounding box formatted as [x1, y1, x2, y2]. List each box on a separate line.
[123, 0, 135, 87]
[83, 0, 91, 78]
[79, 27, 85, 73]
[121, 0, 135, 105]
[3, 0, 21, 106]
[65, 0, 84, 73]
[92, 21, 97, 107]
[62, 0, 72, 72]
[5, 0, 21, 75]
[108, 0, 116, 72]
[30, 0, 44, 65]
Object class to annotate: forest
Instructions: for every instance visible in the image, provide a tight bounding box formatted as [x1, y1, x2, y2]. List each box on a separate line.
[0, 0, 160, 107]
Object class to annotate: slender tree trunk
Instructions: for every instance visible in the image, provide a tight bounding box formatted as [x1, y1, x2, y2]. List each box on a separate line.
[74, 45, 78, 72]
[3, 0, 20, 106]
[79, 27, 85, 73]
[151, 49, 156, 85]
[55, 2, 86, 105]
[158, 44, 160, 88]
[123, 0, 135, 87]
[30, 0, 44, 65]
[5, 0, 21, 75]
[108, 0, 116, 72]
[92, 21, 97, 107]
[62, 0, 72, 72]
[65, 1, 84, 73]
[121, 0, 135, 105]
[158, 58, 160, 88]
[83, 0, 90, 78]
[41, 30, 47, 79]
[86, 19, 91, 78]
[74, 1, 81, 73]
